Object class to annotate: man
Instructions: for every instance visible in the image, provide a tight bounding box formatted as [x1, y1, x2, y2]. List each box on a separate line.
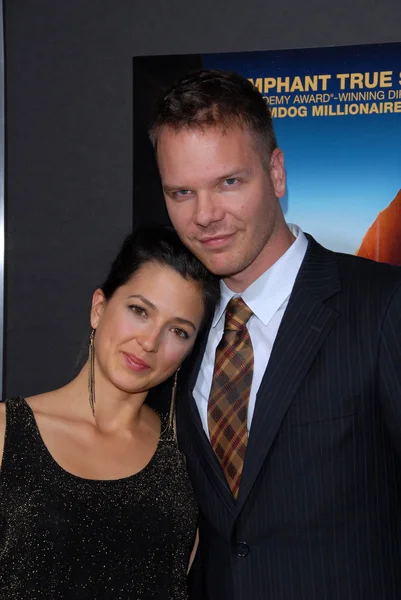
[148, 69, 401, 599]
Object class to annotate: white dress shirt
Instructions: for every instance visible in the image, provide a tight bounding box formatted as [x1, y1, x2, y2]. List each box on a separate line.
[193, 223, 308, 438]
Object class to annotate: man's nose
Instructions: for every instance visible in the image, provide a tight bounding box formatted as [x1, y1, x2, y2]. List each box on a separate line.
[193, 192, 223, 227]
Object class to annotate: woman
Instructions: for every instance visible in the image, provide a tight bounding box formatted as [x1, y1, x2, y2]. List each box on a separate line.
[0, 226, 220, 599]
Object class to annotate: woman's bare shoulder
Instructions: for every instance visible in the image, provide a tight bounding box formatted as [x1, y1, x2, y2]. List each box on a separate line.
[25, 389, 70, 418]
[25, 391, 55, 411]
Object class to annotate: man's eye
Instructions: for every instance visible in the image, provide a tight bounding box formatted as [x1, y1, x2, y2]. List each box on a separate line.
[174, 189, 192, 198]
[129, 305, 147, 317]
[224, 178, 239, 186]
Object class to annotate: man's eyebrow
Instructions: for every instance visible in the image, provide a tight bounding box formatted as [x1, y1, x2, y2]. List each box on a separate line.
[214, 168, 252, 182]
[162, 169, 251, 192]
[162, 183, 189, 193]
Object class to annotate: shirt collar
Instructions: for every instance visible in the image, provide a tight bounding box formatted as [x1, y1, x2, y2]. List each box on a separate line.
[212, 224, 308, 328]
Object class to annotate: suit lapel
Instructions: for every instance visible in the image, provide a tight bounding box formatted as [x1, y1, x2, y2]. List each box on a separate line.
[236, 238, 341, 514]
[179, 318, 236, 515]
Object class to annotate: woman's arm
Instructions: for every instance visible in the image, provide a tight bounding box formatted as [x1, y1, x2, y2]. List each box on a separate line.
[188, 528, 199, 573]
[187, 528, 205, 599]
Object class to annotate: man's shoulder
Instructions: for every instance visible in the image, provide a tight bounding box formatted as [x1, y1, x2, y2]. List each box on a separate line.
[308, 235, 401, 289]
[334, 249, 401, 289]
[304, 236, 401, 308]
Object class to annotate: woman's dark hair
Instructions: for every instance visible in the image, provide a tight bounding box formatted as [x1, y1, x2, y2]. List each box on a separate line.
[100, 225, 220, 325]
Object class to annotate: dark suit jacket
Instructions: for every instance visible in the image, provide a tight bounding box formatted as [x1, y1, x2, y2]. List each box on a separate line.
[177, 236, 401, 600]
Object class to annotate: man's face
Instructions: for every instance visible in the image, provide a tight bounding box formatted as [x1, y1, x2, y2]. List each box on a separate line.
[157, 125, 286, 290]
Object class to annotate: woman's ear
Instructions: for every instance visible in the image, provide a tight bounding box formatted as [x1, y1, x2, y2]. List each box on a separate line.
[90, 289, 106, 330]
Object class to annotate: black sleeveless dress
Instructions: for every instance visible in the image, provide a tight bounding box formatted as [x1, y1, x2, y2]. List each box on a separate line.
[0, 397, 198, 599]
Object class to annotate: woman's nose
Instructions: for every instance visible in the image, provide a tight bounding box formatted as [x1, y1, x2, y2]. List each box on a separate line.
[138, 329, 161, 353]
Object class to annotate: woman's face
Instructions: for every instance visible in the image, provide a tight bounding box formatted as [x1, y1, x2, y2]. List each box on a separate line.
[91, 261, 205, 395]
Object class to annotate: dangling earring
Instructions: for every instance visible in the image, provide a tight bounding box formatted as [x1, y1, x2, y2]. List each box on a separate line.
[88, 329, 96, 417]
[168, 370, 179, 440]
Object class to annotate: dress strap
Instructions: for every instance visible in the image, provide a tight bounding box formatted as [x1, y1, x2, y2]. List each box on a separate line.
[166, 371, 178, 442]
[4, 396, 36, 436]
[156, 371, 179, 443]
[1, 397, 46, 484]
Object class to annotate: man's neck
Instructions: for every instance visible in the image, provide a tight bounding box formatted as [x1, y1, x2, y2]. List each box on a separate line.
[224, 226, 296, 293]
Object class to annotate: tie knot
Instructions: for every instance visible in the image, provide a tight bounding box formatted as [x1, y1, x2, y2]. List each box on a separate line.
[224, 297, 253, 331]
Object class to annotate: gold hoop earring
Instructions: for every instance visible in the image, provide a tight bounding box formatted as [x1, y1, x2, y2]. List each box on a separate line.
[88, 329, 96, 417]
[168, 370, 179, 440]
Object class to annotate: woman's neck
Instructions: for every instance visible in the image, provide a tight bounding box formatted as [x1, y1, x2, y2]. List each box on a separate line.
[62, 362, 149, 433]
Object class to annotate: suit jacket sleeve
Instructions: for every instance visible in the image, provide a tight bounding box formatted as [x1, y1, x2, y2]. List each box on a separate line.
[187, 545, 205, 600]
[378, 281, 401, 456]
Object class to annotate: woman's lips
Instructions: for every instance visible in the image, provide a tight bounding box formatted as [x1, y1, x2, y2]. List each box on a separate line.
[123, 352, 150, 371]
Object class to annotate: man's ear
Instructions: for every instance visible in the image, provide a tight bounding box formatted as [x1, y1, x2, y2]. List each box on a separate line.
[90, 289, 106, 330]
[269, 148, 286, 199]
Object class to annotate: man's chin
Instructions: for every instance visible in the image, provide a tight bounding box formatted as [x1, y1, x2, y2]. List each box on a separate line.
[185, 243, 238, 276]
[202, 257, 241, 278]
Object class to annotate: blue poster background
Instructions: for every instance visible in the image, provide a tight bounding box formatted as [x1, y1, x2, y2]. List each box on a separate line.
[203, 43, 401, 256]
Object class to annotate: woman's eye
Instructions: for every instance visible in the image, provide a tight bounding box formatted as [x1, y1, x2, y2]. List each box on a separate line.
[172, 327, 189, 340]
[129, 305, 147, 317]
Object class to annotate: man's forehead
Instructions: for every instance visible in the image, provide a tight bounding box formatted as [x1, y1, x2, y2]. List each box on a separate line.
[158, 121, 250, 143]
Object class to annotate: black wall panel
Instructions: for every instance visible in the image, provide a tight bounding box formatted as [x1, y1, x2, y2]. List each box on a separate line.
[4, 0, 401, 397]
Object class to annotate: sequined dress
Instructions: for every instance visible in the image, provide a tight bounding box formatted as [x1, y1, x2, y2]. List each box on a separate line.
[0, 397, 198, 599]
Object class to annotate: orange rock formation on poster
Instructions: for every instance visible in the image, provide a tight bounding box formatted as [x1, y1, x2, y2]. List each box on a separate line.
[356, 189, 401, 266]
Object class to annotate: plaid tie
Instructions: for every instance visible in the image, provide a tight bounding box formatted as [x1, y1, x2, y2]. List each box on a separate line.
[208, 297, 254, 498]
